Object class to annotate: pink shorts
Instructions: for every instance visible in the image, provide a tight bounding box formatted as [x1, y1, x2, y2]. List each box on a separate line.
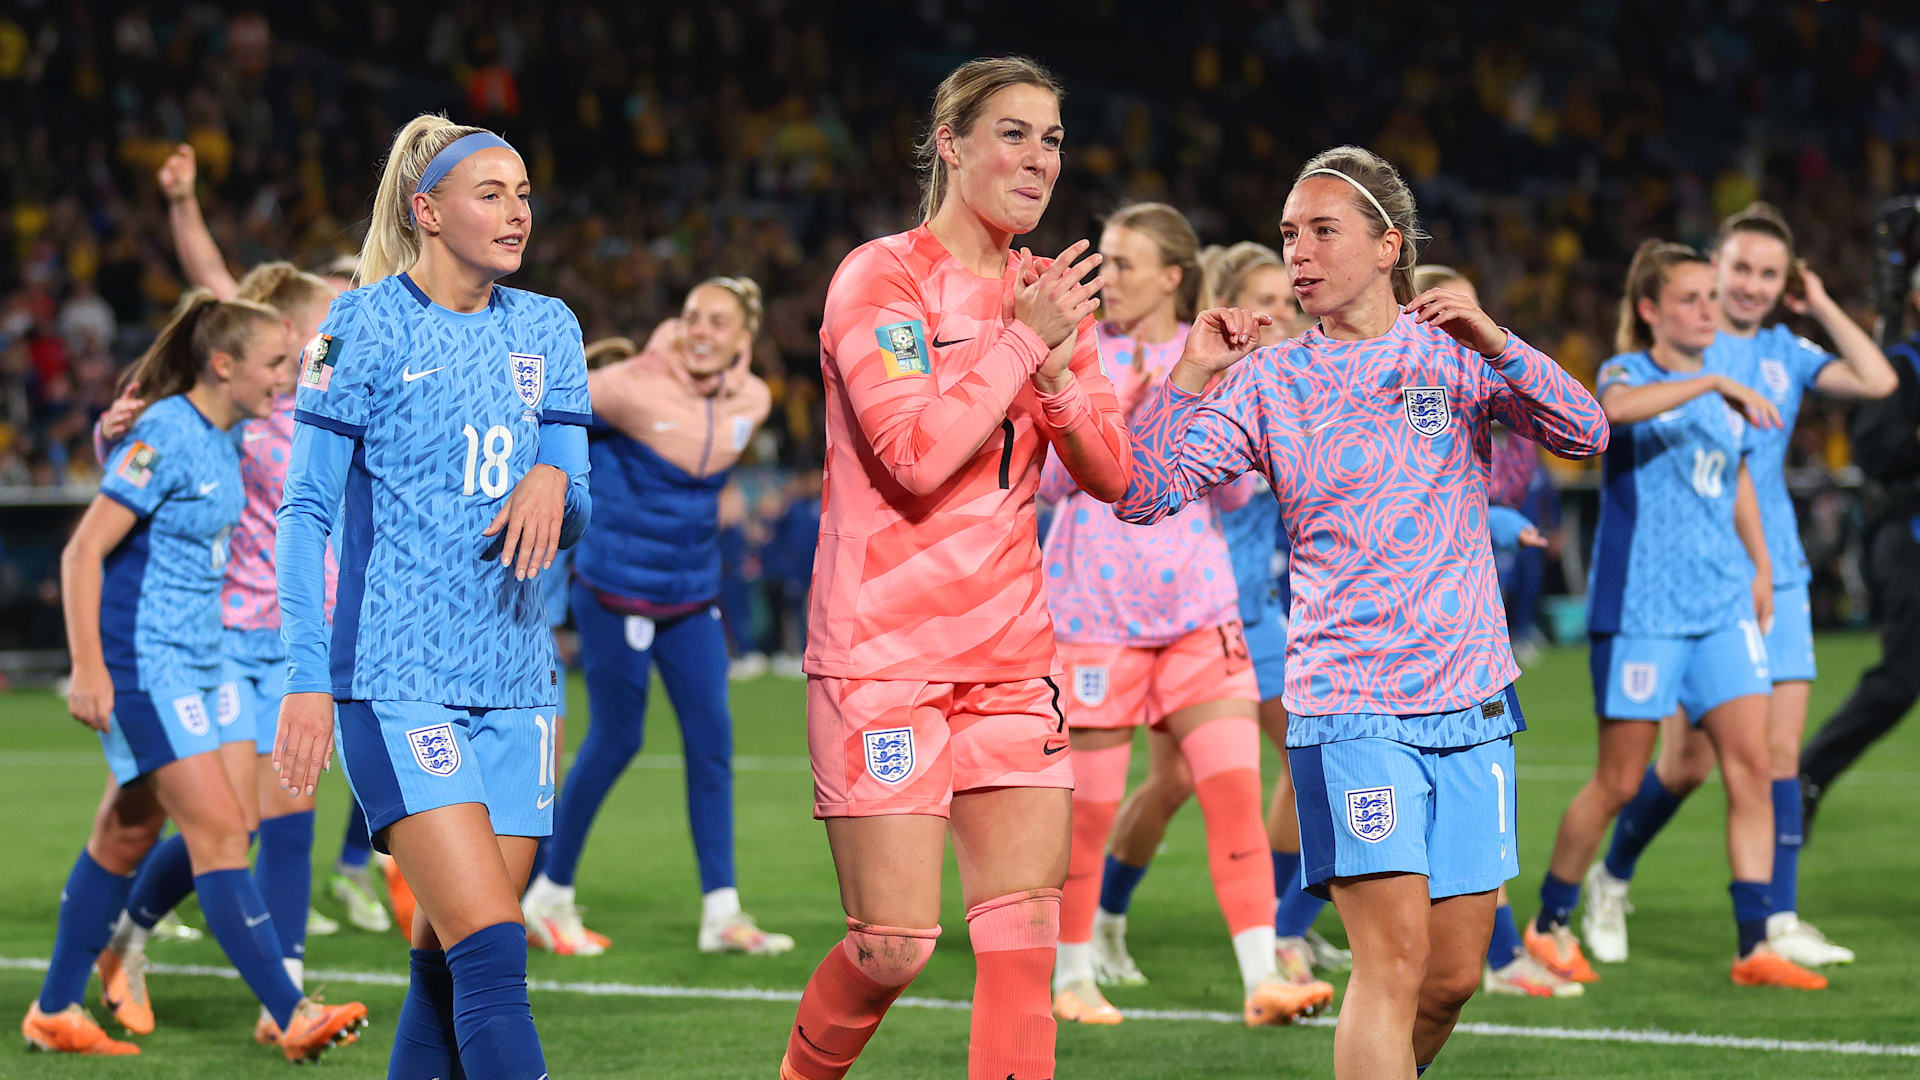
[807, 676, 1075, 819]
[1059, 621, 1259, 730]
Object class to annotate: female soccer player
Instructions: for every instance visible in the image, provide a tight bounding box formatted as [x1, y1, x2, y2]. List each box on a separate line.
[1585, 205, 1893, 970]
[522, 277, 793, 958]
[778, 56, 1125, 1080]
[1044, 209, 1330, 1028]
[1091, 241, 1354, 994]
[1117, 146, 1609, 1077]
[274, 114, 592, 1080]
[1525, 239, 1827, 993]
[90, 263, 346, 1041]
[25, 290, 367, 1060]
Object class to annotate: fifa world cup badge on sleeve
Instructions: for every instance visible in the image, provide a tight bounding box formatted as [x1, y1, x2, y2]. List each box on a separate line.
[875, 320, 931, 379]
[117, 441, 159, 487]
[863, 727, 915, 784]
[1345, 786, 1396, 843]
[1621, 662, 1658, 704]
[300, 334, 332, 391]
[1073, 665, 1109, 707]
[510, 352, 545, 414]
[407, 723, 463, 777]
[1402, 386, 1452, 437]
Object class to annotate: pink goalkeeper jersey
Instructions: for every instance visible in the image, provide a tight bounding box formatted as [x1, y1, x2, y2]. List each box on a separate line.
[1041, 322, 1244, 645]
[223, 394, 336, 633]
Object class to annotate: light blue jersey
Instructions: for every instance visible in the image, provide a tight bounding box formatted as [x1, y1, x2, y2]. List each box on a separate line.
[1707, 326, 1834, 589]
[1588, 351, 1756, 636]
[1218, 476, 1281, 626]
[99, 395, 244, 692]
[280, 273, 592, 708]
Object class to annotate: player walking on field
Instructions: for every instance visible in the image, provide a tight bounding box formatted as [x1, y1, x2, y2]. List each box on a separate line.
[1117, 146, 1609, 1077]
[1039, 204, 1332, 1028]
[778, 56, 1129, 1080]
[1526, 239, 1827, 993]
[274, 114, 593, 1080]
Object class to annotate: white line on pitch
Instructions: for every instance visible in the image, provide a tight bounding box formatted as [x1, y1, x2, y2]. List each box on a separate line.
[0, 956, 1912, 1058]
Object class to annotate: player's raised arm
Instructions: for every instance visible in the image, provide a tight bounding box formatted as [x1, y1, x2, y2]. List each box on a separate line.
[825, 240, 1100, 498]
[156, 144, 241, 301]
[1115, 306, 1270, 523]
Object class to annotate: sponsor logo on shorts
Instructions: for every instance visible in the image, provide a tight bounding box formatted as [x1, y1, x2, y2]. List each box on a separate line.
[1620, 661, 1658, 704]
[1345, 786, 1396, 843]
[1073, 665, 1108, 707]
[536, 792, 555, 810]
[863, 726, 915, 784]
[406, 723, 462, 777]
[1480, 696, 1506, 720]
[172, 694, 211, 737]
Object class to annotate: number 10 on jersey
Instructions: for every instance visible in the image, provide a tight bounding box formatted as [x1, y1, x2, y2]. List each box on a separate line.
[463, 424, 515, 498]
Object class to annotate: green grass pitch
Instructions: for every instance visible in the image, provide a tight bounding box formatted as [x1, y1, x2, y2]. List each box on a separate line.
[2, 637, 1916, 1077]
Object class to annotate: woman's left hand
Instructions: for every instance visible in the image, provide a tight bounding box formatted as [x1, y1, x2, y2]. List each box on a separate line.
[482, 464, 569, 580]
[1405, 288, 1509, 357]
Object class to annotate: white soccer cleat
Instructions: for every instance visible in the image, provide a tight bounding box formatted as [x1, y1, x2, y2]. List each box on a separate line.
[522, 885, 606, 957]
[728, 652, 769, 681]
[327, 871, 393, 933]
[1766, 913, 1855, 966]
[1483, 954, 1585, 998]
[1090, 912, 1148, 987]
[1580, 862, 1632, 963]
[1305, 928, 1352, 973]
[771, 654, 806, 679]
[699, 911, 794, 955]
[150, 910, 202, 944]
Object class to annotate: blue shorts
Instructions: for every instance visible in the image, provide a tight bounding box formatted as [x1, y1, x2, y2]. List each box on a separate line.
[1590, 622, 1770, 721]
[101, 686, 224, 784]
[1766, 585, 1816, 683]
[1291, 735, 1518, 900]
[221, 651, 288, 753]
[336, 700, 559, 852]
[1244, 604, 1287, 703]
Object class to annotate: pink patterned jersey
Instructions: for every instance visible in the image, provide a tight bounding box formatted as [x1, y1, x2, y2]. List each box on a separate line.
[223, 394, 337, 636]
[1041, 322, 1243, 645]
[1118, 315, 1607, 744]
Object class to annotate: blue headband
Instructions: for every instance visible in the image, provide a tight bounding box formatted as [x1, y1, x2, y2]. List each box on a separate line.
[410, 132, 517, 224]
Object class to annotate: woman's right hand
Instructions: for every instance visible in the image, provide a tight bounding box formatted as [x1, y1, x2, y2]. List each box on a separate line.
[156, 144, 197, 203]
[1013, 240, 1104, 349]
[1714, 376, 1783, 430]
[99, 382, 146, 445]
[273, 691, 337, 799]
[67, 664, 114, 732]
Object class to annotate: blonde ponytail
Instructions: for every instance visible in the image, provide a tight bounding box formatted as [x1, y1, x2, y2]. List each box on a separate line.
[358, 114, 489, 286]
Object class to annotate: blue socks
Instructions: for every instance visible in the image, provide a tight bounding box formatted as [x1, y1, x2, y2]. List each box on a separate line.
[446, 922, 546, 1080]
[1536, 872, 1581, 933]
[255, 810, 315, 961]
[1274, 850, 1328, 938]
[339, 800, 373, 871]
[196, 868, 302, 1028]
[38, 852, 134, 1013]
[125, 832, 197, 930]
[391, 948, 465, 1080]
[1486, 903, 1524, 969]
[1730, 880, 1772, 957]
[1770, 778, 1803, 917]
[1603, 767, 1685, 882]
[1099, 855, 1150, 916]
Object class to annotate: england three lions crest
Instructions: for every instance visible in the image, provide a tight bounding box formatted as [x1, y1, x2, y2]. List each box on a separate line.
[1345, 786, 1396, 843]
[509, 352, 545, 409]
[1402, 386, 1451, 437]
[407, 723, 463, 777]
[863, 727, 915, 784]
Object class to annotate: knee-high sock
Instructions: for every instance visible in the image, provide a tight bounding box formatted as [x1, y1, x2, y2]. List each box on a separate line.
[1486, 903, 1524, 968]
[125, 832, 197, 930]
[196, 868, 302, 1028]
[338, 800, 373, 872]
[1603, 766, 1685, 881]
[389, 948, 464, 1080]
[1273, 847, 1329, 938]
[1180, 717, 1274, 937]
[967, 890, 1059, 1080]
[1536, 872, 1581, 933]
[447, 922, 545, 1080]
[1730, 880, 1771, 957]
[783, 921, 939, 1080]
[1061, 743, 1131, 950]
[658, 610, 739, 894]
[38, 851, 134, 1013]
[543, 707, 643, 888]
[1770, 778, 1803, 916]
[255, 810, 315, 964]
[1098, 855, 1150, 917]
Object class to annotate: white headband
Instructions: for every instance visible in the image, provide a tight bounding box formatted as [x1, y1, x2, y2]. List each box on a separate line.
[1301, 168, 1392, 228]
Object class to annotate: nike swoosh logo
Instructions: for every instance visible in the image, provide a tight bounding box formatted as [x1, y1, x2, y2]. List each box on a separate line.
[1228, 849, 1261, 861]
[198, 482, 220, 495]
[652, 420, 677, 432]
[245, 912, 271, 928]
[537, 793, 555, 809]
[1043, 742, 1068, 756]
[243, 429, 269, 442]
[402, 366, 445, 383]
[932, 336, 972, 348]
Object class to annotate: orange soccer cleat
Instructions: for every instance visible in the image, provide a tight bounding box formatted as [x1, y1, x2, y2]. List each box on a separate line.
[1244, 977, 1335, 1027]
[1731, 946, 1828, 991]
[21, 1001, 140, 1055]
[94, 946, 155, 1034]
[1051, 978, 1123, 1025]
[1524, 921, 1600, 984]
[277, 997, 368, 1063]
[382, 854, 418, 940]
